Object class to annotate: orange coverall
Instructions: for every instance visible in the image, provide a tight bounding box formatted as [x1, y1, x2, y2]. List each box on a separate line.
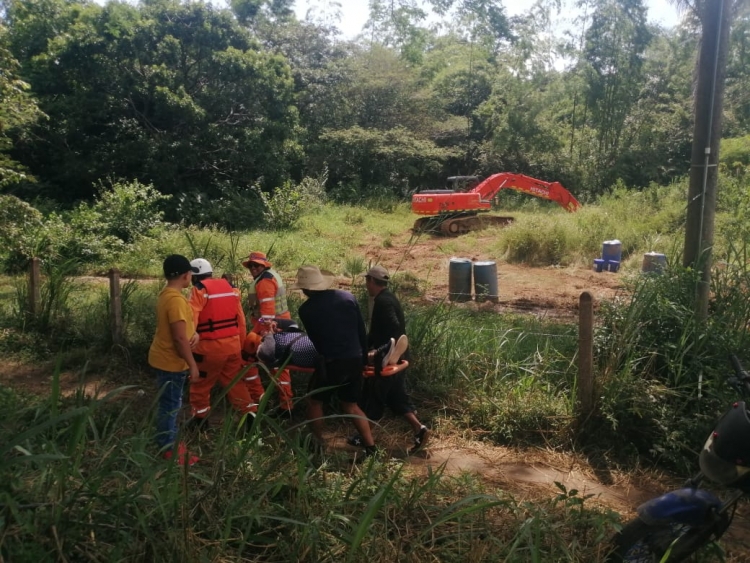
[250, 271, 293, 411]
[189, 279, 255, 419]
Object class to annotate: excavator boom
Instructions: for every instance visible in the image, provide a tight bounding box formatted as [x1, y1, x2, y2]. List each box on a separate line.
[412, 172, 580, 216]
[411, 172, 580, 235]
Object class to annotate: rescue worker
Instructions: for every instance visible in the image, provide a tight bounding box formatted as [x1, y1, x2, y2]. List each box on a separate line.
[242, 251, 294, 415]
[186, 258, 257, 431]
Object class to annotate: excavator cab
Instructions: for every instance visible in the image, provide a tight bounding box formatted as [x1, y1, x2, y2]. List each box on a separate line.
[447, 176, 480, 193]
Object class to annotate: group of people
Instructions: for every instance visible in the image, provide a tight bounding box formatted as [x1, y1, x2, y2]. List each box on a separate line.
[147, 252, 430, 466]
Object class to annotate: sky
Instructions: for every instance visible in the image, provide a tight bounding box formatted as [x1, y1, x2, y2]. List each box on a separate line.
[293, 0, 683, 38]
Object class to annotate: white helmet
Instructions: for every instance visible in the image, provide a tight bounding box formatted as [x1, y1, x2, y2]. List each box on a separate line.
[190, 258, 213, 276]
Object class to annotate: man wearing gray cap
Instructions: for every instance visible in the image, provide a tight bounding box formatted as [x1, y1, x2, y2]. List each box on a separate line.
[356, 265, 430, 454]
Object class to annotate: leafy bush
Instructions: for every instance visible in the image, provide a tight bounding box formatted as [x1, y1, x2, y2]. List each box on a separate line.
[720, 135, 750, 170]
[254, 172, 327, 229]
[1, 181, 170, 271]
[60, 180, 169, 265]
[0, 195, 45, 271]
[91, 180, 170, 243]
[0, 195, 71, 272]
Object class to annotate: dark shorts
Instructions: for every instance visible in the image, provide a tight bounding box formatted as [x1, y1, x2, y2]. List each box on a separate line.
[359, 371, 415, 420]
[308, 357, 364, 405]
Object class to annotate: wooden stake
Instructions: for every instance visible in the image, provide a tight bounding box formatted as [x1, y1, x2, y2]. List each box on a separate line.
[28, 257, 41, 316]
[577, 291, 594, 419]
[109, 268, 123, 346]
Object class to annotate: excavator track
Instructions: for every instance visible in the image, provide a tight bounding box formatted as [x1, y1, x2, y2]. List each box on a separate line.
[413, 213, 515, 236]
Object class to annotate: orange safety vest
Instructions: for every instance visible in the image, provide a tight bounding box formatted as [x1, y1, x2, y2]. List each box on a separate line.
[196, 278, 240, 340]
[249, 269, 289, 320]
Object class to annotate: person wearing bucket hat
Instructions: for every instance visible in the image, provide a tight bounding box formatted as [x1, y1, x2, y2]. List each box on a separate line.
[242, 250, 295, 414]
[352, 265, 430, 455]
[293, 265, 378, 459]
[148, 255, 200, 466]
[185, 258, 258, 433]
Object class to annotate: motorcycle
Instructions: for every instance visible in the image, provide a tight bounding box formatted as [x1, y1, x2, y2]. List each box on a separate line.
[608, 355, 750, 562]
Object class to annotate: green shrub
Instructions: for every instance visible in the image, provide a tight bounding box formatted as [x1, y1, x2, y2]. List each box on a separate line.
[0, 195, 43, 272]
[720, 135, 750, 169]
[92, 180, 170, 243]
[58, 180, 169, 265]
[0, 180, 171, 269]
[254, 172, 327, 229]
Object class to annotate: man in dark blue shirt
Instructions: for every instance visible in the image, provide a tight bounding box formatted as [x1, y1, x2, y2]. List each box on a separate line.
[291, 265, 377, 458]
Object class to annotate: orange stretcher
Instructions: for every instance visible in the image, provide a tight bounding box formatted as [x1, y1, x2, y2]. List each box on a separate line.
[272, 361, 409, 378]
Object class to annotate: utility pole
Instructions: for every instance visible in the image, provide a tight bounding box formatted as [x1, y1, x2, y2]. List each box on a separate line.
[683, 0, 733, 321]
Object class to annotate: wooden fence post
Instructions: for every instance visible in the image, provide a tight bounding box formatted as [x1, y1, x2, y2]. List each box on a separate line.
[28, 257, 41, 316]
[577, 291, 594, 419]
[109, 268, 123, 346]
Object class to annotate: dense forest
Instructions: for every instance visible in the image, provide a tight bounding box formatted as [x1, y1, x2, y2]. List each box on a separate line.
[1, 0, 750, 225]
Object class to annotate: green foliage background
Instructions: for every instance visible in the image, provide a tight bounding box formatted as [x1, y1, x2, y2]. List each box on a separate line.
[2, 0, 750, 218]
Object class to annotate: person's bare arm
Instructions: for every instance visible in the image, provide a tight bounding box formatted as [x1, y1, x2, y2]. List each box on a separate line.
[187, 288, 204, 349]
[236, 291, 247, 339]
[170, 320, 199, 381]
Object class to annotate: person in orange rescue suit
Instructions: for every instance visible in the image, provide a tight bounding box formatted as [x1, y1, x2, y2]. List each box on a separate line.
[242, 251, 294, 414]
[186, 258, 257, 432]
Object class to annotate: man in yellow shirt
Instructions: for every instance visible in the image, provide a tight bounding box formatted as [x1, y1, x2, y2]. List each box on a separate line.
[148, 254, 200, 466]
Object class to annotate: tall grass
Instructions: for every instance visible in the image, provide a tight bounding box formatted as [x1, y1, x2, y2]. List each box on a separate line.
[591, 242, 750, 468]
[0, 365, 619, 562]
[497, 181, 687, 267]
[406, 302, 578, 445]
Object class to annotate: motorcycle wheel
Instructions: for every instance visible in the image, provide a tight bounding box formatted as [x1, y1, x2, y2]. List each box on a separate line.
[607, 515, 727, 563]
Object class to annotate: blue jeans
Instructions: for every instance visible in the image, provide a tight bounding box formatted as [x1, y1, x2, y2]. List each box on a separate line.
[154, 368, 188, 450]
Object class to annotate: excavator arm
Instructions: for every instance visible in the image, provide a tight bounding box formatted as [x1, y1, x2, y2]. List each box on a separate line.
[412, 172, 581, 216]
[473, 173, 581, 212]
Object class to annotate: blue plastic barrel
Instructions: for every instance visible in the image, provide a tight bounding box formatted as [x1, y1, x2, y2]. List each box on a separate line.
[448, 258, 472, 302]
[642, 252, 667, 274]
[474, 261, 499, 303]
[602, 240, 622, 263]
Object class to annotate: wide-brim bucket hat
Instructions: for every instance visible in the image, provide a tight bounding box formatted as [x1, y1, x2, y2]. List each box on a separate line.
[242, 251, 272, 269]
[290, 265, 336, 291]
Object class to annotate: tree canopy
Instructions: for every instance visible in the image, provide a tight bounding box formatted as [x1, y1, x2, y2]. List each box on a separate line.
[1, 0, 750, 220]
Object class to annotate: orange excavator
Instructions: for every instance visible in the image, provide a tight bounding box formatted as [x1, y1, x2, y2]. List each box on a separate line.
[411, 172, 581, 235]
